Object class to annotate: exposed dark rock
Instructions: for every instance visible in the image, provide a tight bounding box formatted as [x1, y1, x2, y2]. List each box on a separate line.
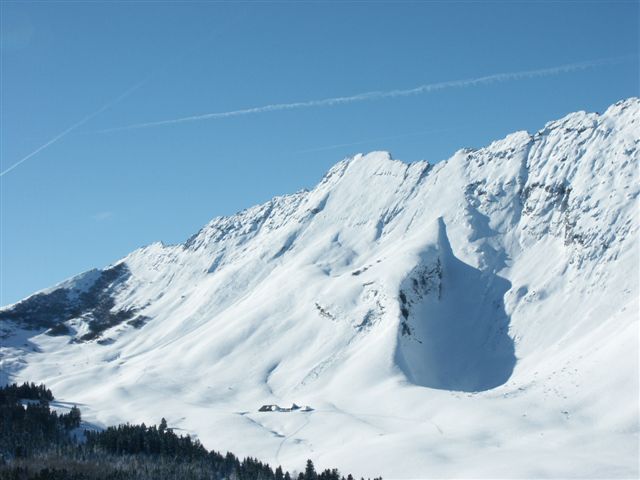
[0, 263, 146, 343]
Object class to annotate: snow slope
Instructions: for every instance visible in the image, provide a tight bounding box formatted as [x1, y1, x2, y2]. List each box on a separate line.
[1, 98, 639, 478]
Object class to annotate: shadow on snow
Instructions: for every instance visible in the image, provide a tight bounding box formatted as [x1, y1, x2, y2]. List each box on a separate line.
[396, 218, 516, 392]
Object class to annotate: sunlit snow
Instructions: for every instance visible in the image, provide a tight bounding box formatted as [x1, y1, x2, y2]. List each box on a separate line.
[1, 98, 638, 478]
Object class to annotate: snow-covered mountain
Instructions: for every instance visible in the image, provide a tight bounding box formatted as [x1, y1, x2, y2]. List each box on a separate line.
[1, 98, 639, 478]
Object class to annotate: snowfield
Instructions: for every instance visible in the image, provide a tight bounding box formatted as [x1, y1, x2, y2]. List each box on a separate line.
[1, 98, 639, 478]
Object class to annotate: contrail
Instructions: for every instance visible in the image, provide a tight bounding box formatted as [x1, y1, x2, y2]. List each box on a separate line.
[0, 9, 252, 178]
[99, 55, 633, 133]
[0, 78, 149, 177]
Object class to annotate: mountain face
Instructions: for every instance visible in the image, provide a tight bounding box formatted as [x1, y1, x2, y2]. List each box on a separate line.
[1, 99, 638, 478]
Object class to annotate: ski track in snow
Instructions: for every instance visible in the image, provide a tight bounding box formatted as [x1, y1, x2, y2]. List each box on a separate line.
[274, 412, 313, 467]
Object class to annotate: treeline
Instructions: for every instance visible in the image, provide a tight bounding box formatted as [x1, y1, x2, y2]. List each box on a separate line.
[1, 382, 81, 459]
[0, 383, 53, 403]
[0, 382, 381, 480]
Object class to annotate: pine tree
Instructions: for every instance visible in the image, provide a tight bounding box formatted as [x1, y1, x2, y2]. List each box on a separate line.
[67, 405, 81, 428]
[305, 459, 317, 480]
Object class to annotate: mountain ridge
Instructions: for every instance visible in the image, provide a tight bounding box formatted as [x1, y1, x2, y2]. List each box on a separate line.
[1, 97, 638, 479]
[3, 97, 637, 301]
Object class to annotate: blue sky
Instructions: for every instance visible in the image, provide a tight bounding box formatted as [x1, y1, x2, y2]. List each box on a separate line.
[1, 0, 638, 305]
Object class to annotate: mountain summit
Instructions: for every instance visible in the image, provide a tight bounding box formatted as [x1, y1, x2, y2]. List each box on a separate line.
[2, 99, 638, 478]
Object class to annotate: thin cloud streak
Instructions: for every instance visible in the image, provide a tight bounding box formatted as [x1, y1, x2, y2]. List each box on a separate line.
[1, 13, 251, 178]
[92, 211, 114, 221]
[0, 77, 149, 177]
[99, 56, 633, 133]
